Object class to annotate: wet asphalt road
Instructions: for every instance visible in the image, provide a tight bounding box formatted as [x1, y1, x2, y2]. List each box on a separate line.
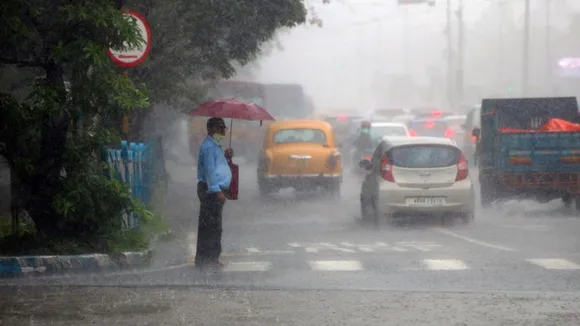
[3, 162, 580, 293]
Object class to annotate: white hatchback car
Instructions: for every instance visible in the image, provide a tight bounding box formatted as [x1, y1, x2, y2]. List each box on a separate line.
[359, 136, 475, 225]
[370, 121, 411, 138]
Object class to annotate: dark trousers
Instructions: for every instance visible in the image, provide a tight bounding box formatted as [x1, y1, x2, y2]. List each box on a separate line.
[195, 181, 224, 265]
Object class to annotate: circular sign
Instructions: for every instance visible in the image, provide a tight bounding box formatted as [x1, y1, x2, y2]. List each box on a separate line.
[107, 10, 152, 68]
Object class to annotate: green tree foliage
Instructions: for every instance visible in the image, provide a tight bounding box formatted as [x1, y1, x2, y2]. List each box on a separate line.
[0, 0, 310, 252]
[127, 0, 307, 105]
[122, 0, 309, 138]
[0, 0, 151, 249]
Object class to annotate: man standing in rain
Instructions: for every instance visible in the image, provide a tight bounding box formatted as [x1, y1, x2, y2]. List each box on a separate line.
[195, 117, 231, 269]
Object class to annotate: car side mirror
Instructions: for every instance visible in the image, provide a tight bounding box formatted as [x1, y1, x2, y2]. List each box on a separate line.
[471, 128, 480, 138]
[359, 159, 372, 170]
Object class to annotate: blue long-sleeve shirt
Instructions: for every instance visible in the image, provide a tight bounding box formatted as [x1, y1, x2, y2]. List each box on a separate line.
[197, 136, 232, 193]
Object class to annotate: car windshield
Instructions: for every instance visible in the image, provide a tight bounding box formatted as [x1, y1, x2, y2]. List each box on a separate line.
[408, 120, 448, 137]
[373, 125, 408, 137]
[387, 145, 461, 168]
[273, 128, 326, 144]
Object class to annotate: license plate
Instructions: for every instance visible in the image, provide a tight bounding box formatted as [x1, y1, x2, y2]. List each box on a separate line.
[405, 197, 446, 205]
[290, 159, 309, 168]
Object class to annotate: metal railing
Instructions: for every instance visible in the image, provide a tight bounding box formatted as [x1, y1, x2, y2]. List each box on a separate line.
[103, 138, 164, 229]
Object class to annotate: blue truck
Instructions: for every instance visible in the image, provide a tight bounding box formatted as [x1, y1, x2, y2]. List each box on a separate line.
[474, 97, 580, 209]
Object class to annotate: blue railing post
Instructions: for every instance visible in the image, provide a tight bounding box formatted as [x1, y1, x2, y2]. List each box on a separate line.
[102, 138, 160, 231]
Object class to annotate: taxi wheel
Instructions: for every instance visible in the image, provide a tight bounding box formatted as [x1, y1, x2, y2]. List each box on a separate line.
[326, 181, 341, 198]
[258, 179, 272, 196]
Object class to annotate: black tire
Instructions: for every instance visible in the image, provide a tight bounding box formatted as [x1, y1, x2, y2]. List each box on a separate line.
[563, 194, 573, 209]
[480, 180, 494, 208]
[461, 212, 475, 224]
[258, 178, 271, 197]
[326, 180, 341, 198]
[574, 196, 580, 212]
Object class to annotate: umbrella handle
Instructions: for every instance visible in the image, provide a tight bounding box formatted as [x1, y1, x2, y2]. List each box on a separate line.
[229, 118, 233, 148]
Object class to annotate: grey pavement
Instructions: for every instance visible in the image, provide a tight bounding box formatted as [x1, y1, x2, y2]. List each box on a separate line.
[2, 286, 580, 325]
[2, 163, 580, 324]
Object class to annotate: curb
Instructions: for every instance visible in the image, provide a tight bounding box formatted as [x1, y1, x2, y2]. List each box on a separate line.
[0, 229, 171, 278]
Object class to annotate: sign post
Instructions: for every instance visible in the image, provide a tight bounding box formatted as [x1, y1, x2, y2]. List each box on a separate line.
[107, 10, 152, 137]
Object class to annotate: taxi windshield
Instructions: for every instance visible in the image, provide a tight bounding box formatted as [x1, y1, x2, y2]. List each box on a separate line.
[273, 128, 327, 144]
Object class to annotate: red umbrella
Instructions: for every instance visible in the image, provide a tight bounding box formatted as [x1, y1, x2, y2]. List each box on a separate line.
[190, 98, 276, 201]
[189, 98, 275, 146]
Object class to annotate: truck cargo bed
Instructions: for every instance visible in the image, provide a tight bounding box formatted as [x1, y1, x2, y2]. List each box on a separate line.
[498, 132, 580, 172]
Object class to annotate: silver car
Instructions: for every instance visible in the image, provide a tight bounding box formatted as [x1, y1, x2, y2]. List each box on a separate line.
[359, 136, 475, 225]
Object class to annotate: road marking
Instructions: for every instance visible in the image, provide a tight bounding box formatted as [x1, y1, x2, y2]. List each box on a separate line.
[433, 228, 517, 252]
[526, 259, 580, 270]
[223, 261, 271, 272]
[500, 224, 549, 232]
[423, 259, 469, 271]
[395, 241, 441, 252]
[309, 260, 363, 271]
[305, 247, 319, 253]
[221, 249, 295, 257]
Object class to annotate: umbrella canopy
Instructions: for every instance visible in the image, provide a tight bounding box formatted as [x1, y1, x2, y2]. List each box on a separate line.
[190, 98, 275, 121]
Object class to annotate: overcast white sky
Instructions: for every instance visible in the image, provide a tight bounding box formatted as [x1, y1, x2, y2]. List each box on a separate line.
[252, 0, 578, 108]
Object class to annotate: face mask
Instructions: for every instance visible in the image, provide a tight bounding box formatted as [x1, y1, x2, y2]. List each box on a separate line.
[361, 128, 370, 134]
[213, 134, 224, 142]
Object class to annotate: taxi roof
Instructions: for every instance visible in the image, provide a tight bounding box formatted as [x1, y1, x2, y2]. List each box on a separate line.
[267, 119, 332, 130]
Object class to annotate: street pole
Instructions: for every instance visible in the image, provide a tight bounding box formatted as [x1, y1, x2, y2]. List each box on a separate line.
[446, 0, 454, 109]
[403, 7, 409, 75]
[545, 0, 552, 92]
[522, 0, 530, 96]
[497, 1, 504, 93]
[456, 0, 464, 108]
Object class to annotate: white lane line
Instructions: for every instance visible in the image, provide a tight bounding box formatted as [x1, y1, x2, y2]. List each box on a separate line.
[423, 259, 469, 271]
[222, 261, 271, 272]
[222, 250, 294, 257]
[305, 247, 319, 253]
[309, 260, 363, 271]
[433, 228, 517, 252]
[526, 259, 580, 270]
[500, 224, 549, 232]
[247, 248, 260, 253]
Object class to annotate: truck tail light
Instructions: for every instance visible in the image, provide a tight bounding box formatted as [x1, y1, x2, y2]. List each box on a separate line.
[380, 154, 395, 182]
[455, 153, 468, 181]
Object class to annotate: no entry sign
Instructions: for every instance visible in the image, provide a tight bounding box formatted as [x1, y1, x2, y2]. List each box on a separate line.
[107, 10, 152, 68]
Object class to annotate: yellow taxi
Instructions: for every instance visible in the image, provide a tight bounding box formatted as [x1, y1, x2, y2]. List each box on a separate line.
[257, 120, 342, 195]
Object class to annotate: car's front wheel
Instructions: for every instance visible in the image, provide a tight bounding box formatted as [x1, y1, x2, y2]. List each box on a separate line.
[258, 178, 273, 196]
[461, 211, 475, 224]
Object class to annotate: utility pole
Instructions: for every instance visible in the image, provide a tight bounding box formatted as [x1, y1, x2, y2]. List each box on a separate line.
[522, 0, 530, 96]
[545, 0, 552, 92]
[456, 0, 464, 108]
[403, 7, 409, 75]
[446, 0, 454, 109]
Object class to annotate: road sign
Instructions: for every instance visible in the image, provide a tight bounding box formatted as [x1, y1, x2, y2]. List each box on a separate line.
[107, 10, 152, 68]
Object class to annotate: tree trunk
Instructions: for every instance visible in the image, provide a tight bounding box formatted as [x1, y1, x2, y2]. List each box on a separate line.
[25, 62, 71, 239]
